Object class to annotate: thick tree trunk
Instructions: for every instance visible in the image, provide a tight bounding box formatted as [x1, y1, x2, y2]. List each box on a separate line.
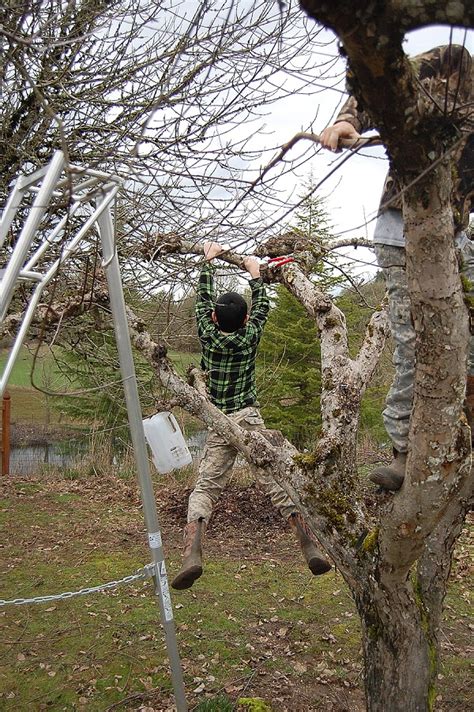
[356, 584, 436, 712]
[296, 5, 472, 709]
[416, 469, 473, 645]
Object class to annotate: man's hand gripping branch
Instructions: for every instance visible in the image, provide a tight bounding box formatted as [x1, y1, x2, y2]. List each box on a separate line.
[319, 121, 362, 152]
[203, 240, 262, 279]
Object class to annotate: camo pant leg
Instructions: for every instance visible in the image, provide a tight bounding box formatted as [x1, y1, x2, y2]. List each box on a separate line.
[375, 231, 474, 453]
[457, 232, 474, 375]
[374, 243, 414, 453]
[237, 408, 297, 521]
[187, 406, 296, 523]
[187, 425, 238, 523]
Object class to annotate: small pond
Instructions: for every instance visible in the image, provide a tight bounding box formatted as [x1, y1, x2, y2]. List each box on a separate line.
[8, 429, 208, 476]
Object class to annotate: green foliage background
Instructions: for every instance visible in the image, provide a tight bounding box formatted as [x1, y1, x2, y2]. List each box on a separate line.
[258, 286, 322, 447]
[256, 182, 392, 448]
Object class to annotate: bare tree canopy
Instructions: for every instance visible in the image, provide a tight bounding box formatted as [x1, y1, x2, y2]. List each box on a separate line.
[1, 1, 473, 710]
[1, 0, 340, 239]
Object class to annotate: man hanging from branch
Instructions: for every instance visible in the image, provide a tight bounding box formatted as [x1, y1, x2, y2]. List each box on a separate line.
[171, 240, 331, 590]
[320, 44, 474, 490]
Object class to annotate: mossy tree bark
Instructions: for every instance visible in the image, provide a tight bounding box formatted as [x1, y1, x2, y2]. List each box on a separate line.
[297, 1, 473, 710]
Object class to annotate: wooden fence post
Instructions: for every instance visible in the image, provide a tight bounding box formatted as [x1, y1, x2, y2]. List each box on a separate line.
[2, 391, 11, 475]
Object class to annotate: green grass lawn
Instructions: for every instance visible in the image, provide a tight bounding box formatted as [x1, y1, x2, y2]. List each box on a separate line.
[0, 473, 472, 711]
[0, 345, 199, 389]
[0, 346, 70, 424]
[0, 475, 363, 711]
[168, 350, 200, 376]
[0, 344, 68, 390]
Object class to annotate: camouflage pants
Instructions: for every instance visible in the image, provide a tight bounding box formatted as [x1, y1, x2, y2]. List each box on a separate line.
[187, 406, 297, 523]
[375, 229, 474, 453]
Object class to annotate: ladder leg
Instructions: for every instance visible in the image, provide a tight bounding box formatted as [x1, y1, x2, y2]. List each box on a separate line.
[96, 199, 188, 712]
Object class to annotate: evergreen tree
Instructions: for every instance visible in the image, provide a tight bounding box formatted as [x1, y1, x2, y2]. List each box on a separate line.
[53, 316, 158, 439]
[258, 183, 343, 446]
[258, 285, 322, 446]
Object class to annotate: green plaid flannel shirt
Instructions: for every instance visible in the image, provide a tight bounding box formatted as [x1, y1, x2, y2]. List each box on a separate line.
[195, 262, 270, 413]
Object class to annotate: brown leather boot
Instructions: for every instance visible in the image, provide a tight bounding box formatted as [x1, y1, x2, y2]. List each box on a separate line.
[370, 450, 407, 491]
[171, 518, 206, 590]
[465, 374, 474, 443]
[288, 513, 331, 576]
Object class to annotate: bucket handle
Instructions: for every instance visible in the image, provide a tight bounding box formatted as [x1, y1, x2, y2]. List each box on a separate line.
[167, 413, 177, 433]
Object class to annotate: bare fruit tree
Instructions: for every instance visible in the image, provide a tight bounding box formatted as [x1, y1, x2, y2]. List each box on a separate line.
[1, 0, 338, 243]
[1, 0, 350, 403]
[2, 0, 346, 352]
[290, 1, 473, 710]
[2, 1, 473, 711]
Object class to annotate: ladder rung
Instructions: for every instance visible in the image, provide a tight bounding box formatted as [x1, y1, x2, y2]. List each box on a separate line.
[0, 268, 44, 283]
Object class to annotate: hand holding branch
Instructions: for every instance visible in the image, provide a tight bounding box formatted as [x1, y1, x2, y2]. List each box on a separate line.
[320, 121, 362, 152]
[242, 256, 261, 279]
[203, 240, 225, 261]
[203, 240, 262, 279]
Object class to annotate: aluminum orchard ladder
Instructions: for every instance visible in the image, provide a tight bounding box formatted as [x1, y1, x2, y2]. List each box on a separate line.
[0, 151, 188, 711]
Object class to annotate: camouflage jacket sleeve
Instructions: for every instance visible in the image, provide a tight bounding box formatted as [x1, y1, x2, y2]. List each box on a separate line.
[415, 45, 473, 231]
[334, 94, 373, 134]
[336, 45, 472, 133]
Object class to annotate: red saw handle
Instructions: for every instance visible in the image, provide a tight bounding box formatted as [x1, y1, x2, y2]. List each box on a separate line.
[268, 256, 294, 268]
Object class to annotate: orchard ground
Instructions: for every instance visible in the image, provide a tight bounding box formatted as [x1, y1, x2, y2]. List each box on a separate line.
[0, 465, 472, 711]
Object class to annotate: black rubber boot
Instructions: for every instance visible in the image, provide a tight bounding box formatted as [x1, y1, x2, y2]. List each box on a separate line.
[171, 518, 206, 590]
[288, 513, 331, 575]
[370, 450, 407, 491]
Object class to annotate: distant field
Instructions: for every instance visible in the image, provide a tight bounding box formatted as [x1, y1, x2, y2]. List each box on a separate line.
[0, 345, 198, 387]
[0, 345, 199, 424]
[0, 345, 67, 390]
[6, 385, 55, 424]
[0, 346, 68, 424]
[168, 350, 199, 375]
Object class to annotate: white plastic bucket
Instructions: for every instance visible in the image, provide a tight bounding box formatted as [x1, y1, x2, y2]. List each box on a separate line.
[143, 411, 192, 474]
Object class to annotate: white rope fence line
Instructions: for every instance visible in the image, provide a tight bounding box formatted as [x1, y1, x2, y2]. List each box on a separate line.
[0, 562, 155, 607]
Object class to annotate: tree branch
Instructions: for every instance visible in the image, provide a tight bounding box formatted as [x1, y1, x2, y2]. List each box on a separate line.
[390, 0, 474, 31]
